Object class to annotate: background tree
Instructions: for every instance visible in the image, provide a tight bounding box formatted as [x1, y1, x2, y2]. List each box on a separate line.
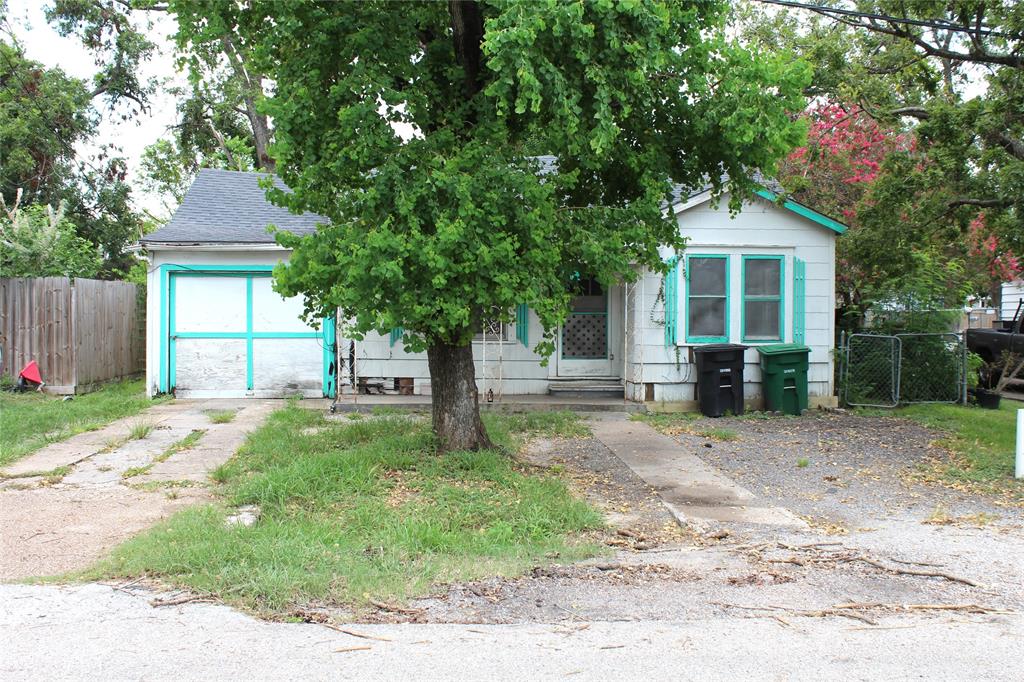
[737, 0, 1023, 314]
[0, 191, 102, 279]
[171, 0, 809, 451]
[0, 6, 143, 277]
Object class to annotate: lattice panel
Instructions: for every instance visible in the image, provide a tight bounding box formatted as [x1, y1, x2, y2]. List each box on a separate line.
[562, 313, 607, 358]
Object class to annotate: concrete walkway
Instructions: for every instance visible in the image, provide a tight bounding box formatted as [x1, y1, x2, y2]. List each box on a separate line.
[589, 414, 804, 528]
[0, 400, 275, 581]
[1, 583, 1019, 681]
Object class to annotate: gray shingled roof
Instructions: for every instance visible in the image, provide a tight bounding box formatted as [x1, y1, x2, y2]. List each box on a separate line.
[140, 168, 326, 245]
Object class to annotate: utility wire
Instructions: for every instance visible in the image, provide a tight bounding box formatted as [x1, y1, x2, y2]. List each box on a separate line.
[755, 0, 1015, 39]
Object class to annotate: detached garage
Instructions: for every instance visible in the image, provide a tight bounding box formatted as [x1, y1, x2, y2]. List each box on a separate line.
[140, 169, 335, 399]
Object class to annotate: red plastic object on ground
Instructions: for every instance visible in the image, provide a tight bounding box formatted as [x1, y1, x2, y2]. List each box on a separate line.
[19, 360, 43, 386]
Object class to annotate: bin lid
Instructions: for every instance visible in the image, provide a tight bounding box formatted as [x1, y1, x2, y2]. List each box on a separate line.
[755, 343, 810, 356]
[692, 343, 749, 353]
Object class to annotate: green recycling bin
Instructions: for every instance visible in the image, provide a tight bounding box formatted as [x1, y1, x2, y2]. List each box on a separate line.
[756, 344, 811, 415]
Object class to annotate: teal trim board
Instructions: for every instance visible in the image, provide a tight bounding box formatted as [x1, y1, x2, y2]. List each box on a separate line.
[245, 276, 254, 390]
[168, 272, 178, 390]
[515, 304, 529, 348]
[684, 254, 730, 343]
[793, 258, 806, 344]
[663, 256, 679, 346]
[322, 315, 337, 399]
[158, 265, 169, 393]
[755, 189, 848, 235]
[741, 255, 785, 344]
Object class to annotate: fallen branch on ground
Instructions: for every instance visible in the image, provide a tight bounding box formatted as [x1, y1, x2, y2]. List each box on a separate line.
[735, 541, 981, 587]
[149, 594, 216, 607]
[369, 599, 426, 616]
[321, 623, 393, 642]
[848, 556, 980, 587]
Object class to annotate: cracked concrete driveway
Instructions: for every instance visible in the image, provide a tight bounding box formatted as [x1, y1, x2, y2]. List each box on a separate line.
[0, 400, 274, 581]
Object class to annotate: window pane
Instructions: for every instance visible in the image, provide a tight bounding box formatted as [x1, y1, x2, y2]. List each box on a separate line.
[745, 300, 780, 339]
[688, 258, 726, 296]
[744, 259, 781, 296]
[689, 297, 726, 337]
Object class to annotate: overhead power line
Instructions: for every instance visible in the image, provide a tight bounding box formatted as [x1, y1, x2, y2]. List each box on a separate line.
[755, 0, 1015, 39]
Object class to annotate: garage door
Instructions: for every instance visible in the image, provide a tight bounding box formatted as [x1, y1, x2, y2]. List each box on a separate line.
[165, 269, 335, 398]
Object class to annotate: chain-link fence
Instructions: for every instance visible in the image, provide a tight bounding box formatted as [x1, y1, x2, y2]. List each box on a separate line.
[840, 332, 966, 407]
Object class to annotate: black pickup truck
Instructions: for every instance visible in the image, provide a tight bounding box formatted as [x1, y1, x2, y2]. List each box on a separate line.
[967, 300, 1023, 382]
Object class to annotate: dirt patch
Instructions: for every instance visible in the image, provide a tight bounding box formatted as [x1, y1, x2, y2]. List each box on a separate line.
[0, 486, 208, 580]
[657, 411, 1024, 526]
[519, 435, 690, 547]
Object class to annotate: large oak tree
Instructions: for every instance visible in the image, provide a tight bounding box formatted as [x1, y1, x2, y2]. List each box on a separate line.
[173, 0, 808, 451]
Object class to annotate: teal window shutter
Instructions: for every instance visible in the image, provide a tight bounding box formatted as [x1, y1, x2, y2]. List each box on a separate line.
[515, 304, 529, 347]
[664, 257, 679, 346]
[389, 327, 404, 347]
[793, 258, 806, 344]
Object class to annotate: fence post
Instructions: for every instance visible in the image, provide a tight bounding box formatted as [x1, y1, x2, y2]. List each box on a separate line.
[961, 332, 968, 405]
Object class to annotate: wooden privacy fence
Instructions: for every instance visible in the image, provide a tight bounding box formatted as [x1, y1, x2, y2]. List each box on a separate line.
[0, 277, 144, 393]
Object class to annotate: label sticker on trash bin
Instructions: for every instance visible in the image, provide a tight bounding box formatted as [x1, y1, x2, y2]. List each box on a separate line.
[784, 368, 795, 373]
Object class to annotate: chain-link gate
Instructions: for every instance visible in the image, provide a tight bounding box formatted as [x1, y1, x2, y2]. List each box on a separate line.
[843, 334, 901, 407]
[841, 332, 966, 407]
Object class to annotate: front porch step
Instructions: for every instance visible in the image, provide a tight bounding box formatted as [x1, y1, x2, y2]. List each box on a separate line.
[548, 378, 624, 398]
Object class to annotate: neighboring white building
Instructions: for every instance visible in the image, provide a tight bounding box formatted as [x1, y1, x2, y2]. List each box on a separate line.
[141, 169, 846, 408]
[1002, 279, 1024, 321]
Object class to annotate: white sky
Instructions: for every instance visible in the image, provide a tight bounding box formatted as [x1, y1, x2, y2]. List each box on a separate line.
[6, 0, 185, 215]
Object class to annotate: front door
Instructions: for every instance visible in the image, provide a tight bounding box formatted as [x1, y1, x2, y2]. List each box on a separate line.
[557, 276, 616, 377]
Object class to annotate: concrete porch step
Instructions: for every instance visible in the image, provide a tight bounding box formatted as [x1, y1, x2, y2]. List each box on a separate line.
[548, 378, 624, 398]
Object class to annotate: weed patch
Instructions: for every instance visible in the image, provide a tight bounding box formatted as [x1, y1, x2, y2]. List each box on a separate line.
[206, 410, 237, 424]
[123, 430, 206, 479]
[91, 406, 602, 613]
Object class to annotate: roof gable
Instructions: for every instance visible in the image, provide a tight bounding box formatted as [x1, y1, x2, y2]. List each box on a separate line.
[672, 187, 847, 235]
[140, 169, 326, 245]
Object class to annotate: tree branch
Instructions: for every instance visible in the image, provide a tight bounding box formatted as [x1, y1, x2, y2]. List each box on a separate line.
[947, 197, 1012, 209]
[890, 106, 930, 119]
[801, 7, 1023, 69]
[448, 0, 485, 99]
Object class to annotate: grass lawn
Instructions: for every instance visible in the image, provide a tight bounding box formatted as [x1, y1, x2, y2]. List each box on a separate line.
[90, 406, 603, 614]
[0, 379, 163, 468]
[884, 402, 1021, 484]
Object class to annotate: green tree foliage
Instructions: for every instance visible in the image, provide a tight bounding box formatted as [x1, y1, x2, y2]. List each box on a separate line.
[736, 1, 1023, 313]
[0, 27, 142, 278]
[0, 39, 92, 207]
[45, 0, 160, 115]
[0, 194, 102, 279]
[174, 0, 809, 450]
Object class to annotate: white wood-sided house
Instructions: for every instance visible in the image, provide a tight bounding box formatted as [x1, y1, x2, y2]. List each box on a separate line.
[141, 169, 847, 408]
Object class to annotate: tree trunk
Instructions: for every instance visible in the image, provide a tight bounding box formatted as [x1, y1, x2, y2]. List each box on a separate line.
[426, 341, 493, 452]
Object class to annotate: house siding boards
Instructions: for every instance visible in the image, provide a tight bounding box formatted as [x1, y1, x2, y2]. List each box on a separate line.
[1002, 279, 1024, 321]
[354, 311, 554, 396]
[624, 192, 837, 406]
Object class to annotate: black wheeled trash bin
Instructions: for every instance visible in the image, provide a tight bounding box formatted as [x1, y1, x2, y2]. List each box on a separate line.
[692, 344, 748, 417]
[756, 344, 811, 415]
